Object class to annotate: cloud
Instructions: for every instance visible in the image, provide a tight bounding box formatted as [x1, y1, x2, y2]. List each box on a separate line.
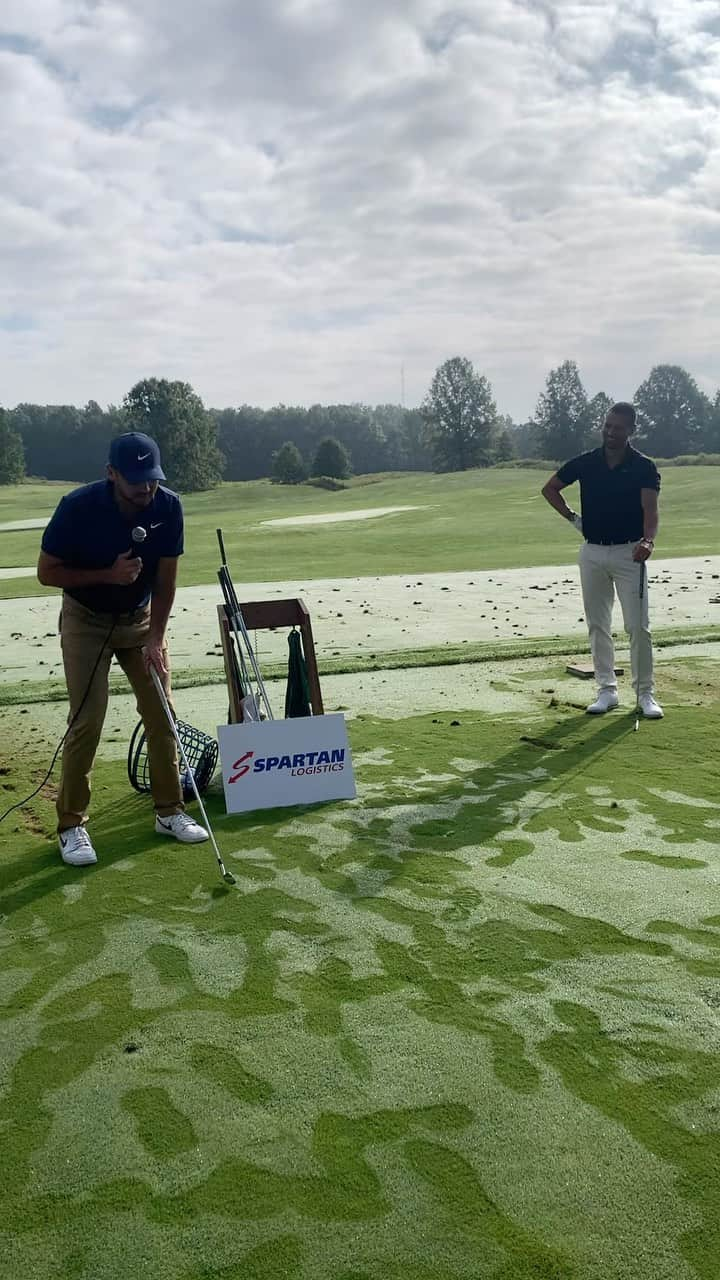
[1, 0, 718, 416]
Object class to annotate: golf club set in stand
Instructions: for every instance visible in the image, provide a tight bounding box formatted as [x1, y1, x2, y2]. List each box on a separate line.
[137, 529, 275, 887]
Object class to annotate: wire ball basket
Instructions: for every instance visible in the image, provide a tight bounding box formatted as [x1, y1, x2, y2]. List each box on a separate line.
[127, 718, 219, 800]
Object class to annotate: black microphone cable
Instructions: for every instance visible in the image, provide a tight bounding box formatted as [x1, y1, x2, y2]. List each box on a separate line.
[0, 526, 147, 827]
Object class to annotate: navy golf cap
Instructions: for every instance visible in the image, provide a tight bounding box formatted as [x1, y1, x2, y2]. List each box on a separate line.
[109, 432, 165, 484]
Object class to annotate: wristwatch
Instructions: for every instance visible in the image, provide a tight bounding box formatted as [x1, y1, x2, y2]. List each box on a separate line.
[639, 537, 654, 548]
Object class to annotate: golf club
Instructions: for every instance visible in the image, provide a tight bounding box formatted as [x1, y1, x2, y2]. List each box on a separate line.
[223, 580, 269, 718]
[217, 562, 259, 717]
[216, 528, 274, 721]
[634, 560, 647, 732]
[150, 665, 236, 885]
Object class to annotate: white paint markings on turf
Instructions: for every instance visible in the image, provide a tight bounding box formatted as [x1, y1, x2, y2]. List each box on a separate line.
[1, 556, 719, 686]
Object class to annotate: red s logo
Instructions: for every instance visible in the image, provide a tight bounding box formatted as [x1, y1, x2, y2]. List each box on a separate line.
[229, 751, 254, 783]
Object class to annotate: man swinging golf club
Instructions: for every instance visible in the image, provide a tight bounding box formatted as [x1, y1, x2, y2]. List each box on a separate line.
[37, 432, 209, 866]
[541, 402, 663, 719]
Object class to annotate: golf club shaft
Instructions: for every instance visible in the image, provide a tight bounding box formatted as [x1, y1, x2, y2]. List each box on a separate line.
[634, 561, 647, 731]
[226, 603, 253, 691]
[216, 533, 273, 719]
[228, 603, 273, 720]
[150, 666, 233, 882]
[220, 566, 272, 716]
[229, 636, 246, 700]
[216, 527, 228, 567]
[217, 571, 257, 708]
[227, 613, 260, 712]
[216, 567, 251, 686]
[218, 565, 273, 720]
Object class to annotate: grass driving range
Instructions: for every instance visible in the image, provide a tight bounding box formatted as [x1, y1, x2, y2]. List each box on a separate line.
[1, 469, 719, 1280]
[1, 467, 718, 597]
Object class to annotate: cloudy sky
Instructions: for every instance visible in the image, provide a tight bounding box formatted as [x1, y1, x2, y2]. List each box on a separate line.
[1, 1, 719, 419]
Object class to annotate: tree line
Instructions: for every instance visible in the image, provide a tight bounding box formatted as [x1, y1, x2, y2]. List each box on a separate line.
[1, 361, 718, 489]
[0, 383, 430, 490]
[423, 357, 720, 470]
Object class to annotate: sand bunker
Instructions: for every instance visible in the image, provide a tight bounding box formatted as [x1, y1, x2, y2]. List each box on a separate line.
[0, 518, 50, 532]
[0, 567, 36, 581]
[261, 506, 425, 528]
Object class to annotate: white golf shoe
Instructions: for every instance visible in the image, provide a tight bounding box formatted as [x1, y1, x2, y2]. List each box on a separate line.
[638, 693, 664, 719]
[586, 689, 619, 715]
[58, 826, 98, 867]
[155, 812, 209, 843]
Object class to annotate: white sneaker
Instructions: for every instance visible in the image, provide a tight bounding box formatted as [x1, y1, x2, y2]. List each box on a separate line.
[639, 693, 664, 719]
[586, 689, 619, 715]
[58, 826, 98, 867]
[155, 812, 209, 844]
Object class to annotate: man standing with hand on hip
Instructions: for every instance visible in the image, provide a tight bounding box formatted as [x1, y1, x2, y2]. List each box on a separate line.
[541, 402, 663, 719]
[37, 432, 209, 867]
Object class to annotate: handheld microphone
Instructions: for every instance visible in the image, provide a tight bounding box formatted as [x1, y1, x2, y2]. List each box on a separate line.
[130, 526, 147, 571]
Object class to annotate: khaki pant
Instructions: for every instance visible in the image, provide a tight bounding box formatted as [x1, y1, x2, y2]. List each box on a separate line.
[579, 541, 654, 696]
[57, 595, 184, 831]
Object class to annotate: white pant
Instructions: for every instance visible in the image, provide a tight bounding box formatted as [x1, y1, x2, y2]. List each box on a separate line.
[578, 541, 654, 695]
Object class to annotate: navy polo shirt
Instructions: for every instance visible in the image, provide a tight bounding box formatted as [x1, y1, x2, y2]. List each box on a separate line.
[41, 480, 184, 614]
[556, 446, 660, 545]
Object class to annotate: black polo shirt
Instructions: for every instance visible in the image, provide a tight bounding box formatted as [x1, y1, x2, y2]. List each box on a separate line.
[41, 480, 184, 614]
[556, 446, 660, 545]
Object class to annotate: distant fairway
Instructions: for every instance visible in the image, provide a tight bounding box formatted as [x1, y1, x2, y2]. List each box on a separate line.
[1, 466, 718, 598]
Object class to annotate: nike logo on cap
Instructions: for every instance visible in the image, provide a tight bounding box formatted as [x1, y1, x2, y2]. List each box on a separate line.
[150, 522, 163, 529]
[138, 452, 151, 461]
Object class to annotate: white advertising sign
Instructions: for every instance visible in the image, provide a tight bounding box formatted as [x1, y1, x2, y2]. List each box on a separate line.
[217, 714, 356, 814]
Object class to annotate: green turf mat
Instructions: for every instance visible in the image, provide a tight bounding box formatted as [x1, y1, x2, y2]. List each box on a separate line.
[1, 701, 719, 1278]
